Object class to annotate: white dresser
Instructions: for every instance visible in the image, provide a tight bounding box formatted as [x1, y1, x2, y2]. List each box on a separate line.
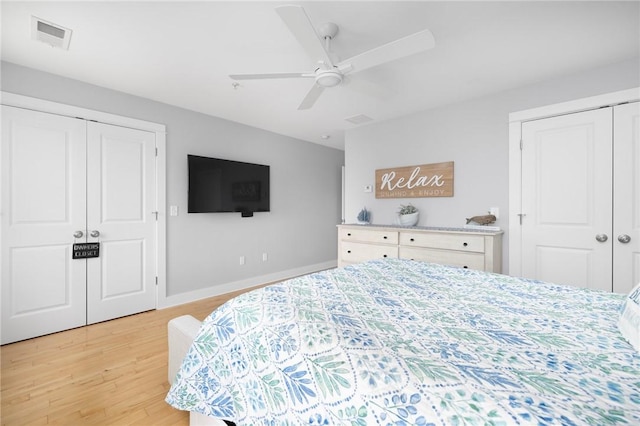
[338, 224, 503, 273]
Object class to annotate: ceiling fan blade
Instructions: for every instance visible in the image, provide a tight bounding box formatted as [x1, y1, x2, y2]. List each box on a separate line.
[298, 84, 325, 110]
[275, 5, 334, 69]
[230, 72, 313, 80]
[339, 29, 435, 74]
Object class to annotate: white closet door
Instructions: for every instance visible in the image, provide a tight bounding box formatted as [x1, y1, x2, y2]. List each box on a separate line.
[613, 102, 640, 294]
[521, 108, 613, 291]
[86, 122, 157, 324]
[1, 106, 87, 344]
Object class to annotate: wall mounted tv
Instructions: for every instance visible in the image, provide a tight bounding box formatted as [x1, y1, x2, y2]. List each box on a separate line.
[188, 155, 270, 217]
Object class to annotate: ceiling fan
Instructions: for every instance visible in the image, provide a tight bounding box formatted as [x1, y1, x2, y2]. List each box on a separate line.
[229, 5, 435, 110]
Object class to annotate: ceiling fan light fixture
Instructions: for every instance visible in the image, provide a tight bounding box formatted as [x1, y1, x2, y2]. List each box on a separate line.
[315, 71, 342, 87]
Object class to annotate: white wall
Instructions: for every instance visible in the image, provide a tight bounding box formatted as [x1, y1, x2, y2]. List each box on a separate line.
[345, 58, 640, 274]
[1, 61, 345, 305]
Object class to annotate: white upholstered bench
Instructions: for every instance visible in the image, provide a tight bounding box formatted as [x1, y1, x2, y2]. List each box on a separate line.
[167, 315, 228, 426]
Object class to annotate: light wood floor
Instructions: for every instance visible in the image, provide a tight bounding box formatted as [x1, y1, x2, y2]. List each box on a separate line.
[1, 285, 264, 425]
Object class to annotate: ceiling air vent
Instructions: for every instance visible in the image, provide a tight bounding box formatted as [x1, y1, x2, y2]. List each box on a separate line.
[31, 16, 72, 50]
[344, 114, 374, 125]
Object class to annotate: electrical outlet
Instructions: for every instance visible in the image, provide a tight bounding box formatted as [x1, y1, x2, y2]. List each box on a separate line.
[262, 253, 268, 262]
[489, 207, 499, 219]
[239, 256, 245, 265]
[364, 185, 373, 193]
[169, 205, 178, 216]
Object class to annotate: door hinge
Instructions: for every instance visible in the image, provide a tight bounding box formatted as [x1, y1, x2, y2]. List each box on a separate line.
[520, 139, 523, 150]
[155, 147, 158, 156]
[155, 276, 158, 285]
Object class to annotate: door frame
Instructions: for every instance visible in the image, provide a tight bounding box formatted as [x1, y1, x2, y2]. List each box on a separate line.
[508, 87, 640, 277]
[0, 91, 167, 310]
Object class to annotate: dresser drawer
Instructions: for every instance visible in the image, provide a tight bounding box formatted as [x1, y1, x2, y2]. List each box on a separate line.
[340, 228, 399, 244]
[400, 232, 484, 253]
[341, 241, 398, 264]
[399, 247, 485, 270]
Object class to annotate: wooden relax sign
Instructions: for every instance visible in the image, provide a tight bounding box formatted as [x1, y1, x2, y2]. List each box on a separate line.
[375, 161, 454, 198]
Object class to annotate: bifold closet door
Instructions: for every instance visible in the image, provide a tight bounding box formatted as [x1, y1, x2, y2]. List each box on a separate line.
[85, 122, 157, 324]
[520, 108, 613, 292]
[1, 107, 157, 344]
[613, 102, 640, 294]
[521, 102, 639, 293]
[1, 106, 88, 344]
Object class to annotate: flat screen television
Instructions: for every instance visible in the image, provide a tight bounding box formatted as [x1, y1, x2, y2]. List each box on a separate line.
[188, 155, 270, 216]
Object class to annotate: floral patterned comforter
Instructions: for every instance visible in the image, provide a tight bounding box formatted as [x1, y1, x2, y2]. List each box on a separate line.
[166, 258, 640, 425]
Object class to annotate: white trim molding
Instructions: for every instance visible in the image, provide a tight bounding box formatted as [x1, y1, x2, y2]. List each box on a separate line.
[509, 88, 640, 124]
[0, 91, 166, 133]
[508, 87, 640, 277]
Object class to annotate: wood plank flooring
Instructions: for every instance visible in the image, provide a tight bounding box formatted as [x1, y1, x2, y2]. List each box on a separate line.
[1, 285, 264, 425]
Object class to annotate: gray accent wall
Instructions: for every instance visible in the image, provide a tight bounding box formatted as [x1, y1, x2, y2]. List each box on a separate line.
[344, 58, 640, 274]
[1, 61, 344, 301]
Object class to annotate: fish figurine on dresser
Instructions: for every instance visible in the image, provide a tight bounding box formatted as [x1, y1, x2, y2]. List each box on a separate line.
[466, 214, 497, 225]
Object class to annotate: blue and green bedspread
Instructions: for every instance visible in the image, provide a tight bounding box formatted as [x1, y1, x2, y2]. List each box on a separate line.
[166, 258, 640, 425]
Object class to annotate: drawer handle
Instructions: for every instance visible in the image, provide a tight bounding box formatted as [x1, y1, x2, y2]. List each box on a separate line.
[463, 242, 468, 247]
[347, 250, 351, 253]
[383, 254, 387, 258]
[410, 238, 415, 242]
[463, 266, 468, 269]
[347, 233, 352, 236]
[383, 236, 387, 239]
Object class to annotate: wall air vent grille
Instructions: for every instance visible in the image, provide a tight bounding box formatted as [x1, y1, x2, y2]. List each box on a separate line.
[344, 114, 374, 125]
[31, 16, 72, 50]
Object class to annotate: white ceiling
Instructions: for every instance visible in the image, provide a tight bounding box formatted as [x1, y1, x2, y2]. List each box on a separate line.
[2, 1, 639, 150]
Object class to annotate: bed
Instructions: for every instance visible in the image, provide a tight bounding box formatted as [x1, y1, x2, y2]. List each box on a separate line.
[166, 258, 640, 425]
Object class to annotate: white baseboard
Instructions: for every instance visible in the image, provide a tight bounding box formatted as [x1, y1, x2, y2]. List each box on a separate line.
[158, 260, 337, 309]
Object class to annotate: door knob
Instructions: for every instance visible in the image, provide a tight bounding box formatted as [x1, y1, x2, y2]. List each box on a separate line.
[595, 234, 608, 243]
[618, 234, 631, 244]
[90, 230, 100, 238]
[73, 230, 84, 238]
